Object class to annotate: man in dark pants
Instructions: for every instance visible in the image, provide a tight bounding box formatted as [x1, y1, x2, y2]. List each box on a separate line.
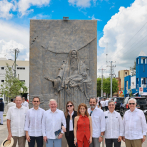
[25, 96, 45, 147]
[104, 100, 123, 147]
[0, 98, 4, 125]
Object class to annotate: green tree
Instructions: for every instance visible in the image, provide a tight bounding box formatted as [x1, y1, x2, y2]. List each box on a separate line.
[98, 77, 119, 97]
[130, 60, 136, 70]
[0, 63, 28, 101]
[97, 78, 101, 97]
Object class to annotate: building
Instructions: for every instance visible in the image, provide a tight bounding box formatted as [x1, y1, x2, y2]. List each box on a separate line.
[116, 70, 131, 97]
[0, 58, 29, 101]
[124, 51, 147, 97]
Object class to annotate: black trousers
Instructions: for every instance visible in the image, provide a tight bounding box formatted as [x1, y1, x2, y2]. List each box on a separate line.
[105, 139, 121, 147]
[65, 131, 76, 147]
[105, 106, 108, 111]
[28, 136, 43, 147]
[102, 107, 105, 111]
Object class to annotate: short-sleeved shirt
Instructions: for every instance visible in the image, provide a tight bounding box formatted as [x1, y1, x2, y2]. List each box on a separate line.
[6, 106, 28, 137]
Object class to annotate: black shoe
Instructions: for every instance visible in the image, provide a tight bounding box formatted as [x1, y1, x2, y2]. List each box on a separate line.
[0, 123, 3, 125]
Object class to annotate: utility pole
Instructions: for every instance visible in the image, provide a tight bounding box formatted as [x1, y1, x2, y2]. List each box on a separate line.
[11, 48, 19, 78]
[99, 68, 106, 97]
[107, 61, 116, 97]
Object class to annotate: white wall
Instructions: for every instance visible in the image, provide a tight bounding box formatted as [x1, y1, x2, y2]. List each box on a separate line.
[131, 76, 136, 89]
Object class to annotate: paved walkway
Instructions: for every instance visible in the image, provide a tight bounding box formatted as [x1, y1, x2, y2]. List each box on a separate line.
[0, 116, 147, 147]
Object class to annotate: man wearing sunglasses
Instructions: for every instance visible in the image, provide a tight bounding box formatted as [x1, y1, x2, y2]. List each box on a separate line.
[24, 96, 45, 147]
[123, 98, 147, 147]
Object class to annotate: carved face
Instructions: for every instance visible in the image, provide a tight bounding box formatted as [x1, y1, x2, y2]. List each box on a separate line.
[71, 50, 77, 58]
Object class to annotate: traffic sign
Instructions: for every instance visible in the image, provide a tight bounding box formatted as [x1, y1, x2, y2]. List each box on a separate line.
[139, 87, 143, 95]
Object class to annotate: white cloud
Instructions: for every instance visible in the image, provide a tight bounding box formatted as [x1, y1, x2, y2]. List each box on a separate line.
[98, 0, 147, 77]
[68, 0, 91, 7]
[0, 0, 52, 18]
[18, 0, 51, 16]
[0, 0, 16, 19]
[31, 14, 51, 19]
[89, 14, 101, 21]
[0, 20, 29, 61]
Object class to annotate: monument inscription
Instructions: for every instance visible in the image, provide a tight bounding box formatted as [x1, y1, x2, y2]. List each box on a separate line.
[29, 20, 97, 110]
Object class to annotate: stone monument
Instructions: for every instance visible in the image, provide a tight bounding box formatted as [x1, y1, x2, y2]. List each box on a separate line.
[29, 19, 97, 110]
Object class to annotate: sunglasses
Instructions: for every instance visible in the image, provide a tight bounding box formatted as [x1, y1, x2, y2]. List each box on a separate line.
[67, 105, 73, 107]
[129, 103, 135, 105]
[33, 101, 39, 103]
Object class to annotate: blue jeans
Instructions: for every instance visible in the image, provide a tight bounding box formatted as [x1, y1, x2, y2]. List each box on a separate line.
[46, 139, 62, 147]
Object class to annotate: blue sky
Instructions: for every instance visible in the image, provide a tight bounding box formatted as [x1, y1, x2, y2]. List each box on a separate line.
[1, 0, 147, 77]
[3, 0, 135, 39]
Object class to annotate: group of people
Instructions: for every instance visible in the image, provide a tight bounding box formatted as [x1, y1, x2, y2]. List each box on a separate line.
[6, 95, 147, 147]
[99, 98, 109, 111]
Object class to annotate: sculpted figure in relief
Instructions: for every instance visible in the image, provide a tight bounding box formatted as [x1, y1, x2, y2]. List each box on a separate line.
[44, 50, 92, 99]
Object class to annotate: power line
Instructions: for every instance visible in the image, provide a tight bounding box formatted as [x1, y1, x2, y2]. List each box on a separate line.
[122, 21, 147, 49]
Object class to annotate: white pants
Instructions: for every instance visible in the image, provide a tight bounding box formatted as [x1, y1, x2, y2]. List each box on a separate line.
[0, 111, 3, 124]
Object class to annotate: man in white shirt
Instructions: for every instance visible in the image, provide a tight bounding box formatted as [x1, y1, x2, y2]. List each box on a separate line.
[100, 99, 105, 111]
[104, 100, 123, 147]
[105, 98, 109, 111]
[97, 97, 99, 107]
[88, 97, 105, 147]
[25, 96, 45, 147]
[6, 95, 28, 147]
[42, 99, 66, 147]
[123, 98, 147, 147]
[22, 97, 29, 108]
[7, 99, 16, 112]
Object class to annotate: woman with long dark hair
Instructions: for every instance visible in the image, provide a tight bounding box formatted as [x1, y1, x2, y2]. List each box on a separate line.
[74, 103, 92, 147]
[65, 101, 77, 147]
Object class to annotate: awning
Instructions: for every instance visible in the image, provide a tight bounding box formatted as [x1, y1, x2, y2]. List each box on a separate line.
[133, 92, 138, 96]
[141, 92, 147, 96]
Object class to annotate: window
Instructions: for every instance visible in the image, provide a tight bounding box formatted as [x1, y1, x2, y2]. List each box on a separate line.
[136, 58, 139, 64]
[20, 80, 25, 82]
[125, 72, 128, 76]
[17, 67, 25, 70]
[1, 67, 4, 70]
[1, 80, 4, 82]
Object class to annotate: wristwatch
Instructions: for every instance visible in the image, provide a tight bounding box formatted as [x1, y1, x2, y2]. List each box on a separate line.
[74, 138, 77, 141]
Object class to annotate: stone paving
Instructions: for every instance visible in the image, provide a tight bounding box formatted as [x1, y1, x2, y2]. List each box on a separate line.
[0, 116, 147, 147]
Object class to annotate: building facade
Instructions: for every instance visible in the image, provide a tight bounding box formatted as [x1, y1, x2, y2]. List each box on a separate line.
[116, 70, 131, 97]
[0, 58, 29, 101]
[124, 51, 147, 97]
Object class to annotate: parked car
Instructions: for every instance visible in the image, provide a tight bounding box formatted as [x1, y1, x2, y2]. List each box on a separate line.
[135, 97, 147, 110]
[113, 97, 125, 111]
[121, 97, 147, 117]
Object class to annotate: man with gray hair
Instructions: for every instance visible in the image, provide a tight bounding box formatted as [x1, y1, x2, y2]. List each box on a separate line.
[88, 97, 105, 147]
[123, 98, 147, 147]
[6, 95, 28, 147]
[22, 97, 29, 108]
[42, 99, 66, 147]
[104, 100, 123, 147]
